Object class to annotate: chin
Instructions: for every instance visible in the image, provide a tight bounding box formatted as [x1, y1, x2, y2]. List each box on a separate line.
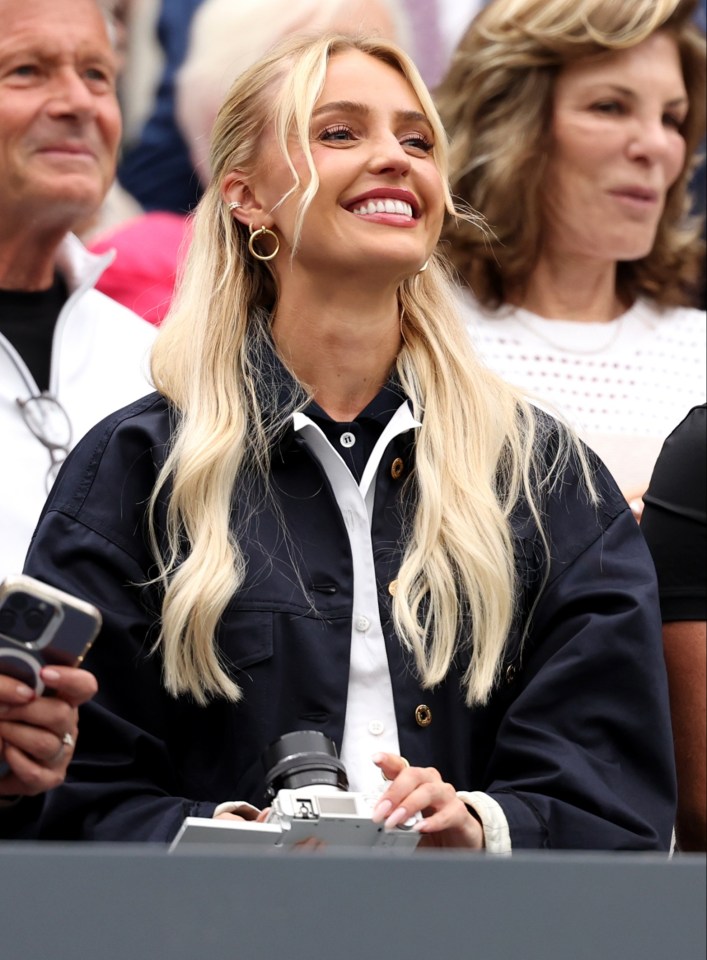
[47, 184, 105, 219]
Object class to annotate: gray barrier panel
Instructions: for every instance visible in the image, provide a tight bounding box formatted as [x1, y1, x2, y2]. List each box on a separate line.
[0, 844, 704, 960]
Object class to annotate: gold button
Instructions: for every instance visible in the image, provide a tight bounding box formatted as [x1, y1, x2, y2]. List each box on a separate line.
[390, 457, 404, 480]
[415, 704, 432, 727]
[388, 579, 398, 597]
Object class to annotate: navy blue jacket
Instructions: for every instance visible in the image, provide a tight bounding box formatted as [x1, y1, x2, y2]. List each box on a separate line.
[5, 389, 676, 848]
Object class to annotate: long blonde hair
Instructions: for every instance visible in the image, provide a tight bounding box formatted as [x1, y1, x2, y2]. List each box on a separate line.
[436, 0, 706, 307]
[149, 32, 588, 707]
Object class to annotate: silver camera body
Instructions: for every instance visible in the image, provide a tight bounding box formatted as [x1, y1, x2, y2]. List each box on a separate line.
[262, 783, 420, 848]
[170, 730, 421, 851]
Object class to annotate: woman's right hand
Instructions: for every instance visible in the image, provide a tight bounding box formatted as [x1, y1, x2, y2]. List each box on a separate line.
[0, 666, 97, 796]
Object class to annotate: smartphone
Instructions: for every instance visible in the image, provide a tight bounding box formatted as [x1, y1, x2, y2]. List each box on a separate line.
[0, 574, 102, 778]
[0, 574, 102, 697]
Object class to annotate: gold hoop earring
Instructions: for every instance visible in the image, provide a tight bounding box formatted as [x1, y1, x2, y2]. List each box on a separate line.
[417, 258, 429, 274]
[248, 224, 280, 261]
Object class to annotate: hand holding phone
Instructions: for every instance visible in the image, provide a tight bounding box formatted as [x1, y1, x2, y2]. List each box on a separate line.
[0, 575, 101, 784]
[0, 574, 101, 696]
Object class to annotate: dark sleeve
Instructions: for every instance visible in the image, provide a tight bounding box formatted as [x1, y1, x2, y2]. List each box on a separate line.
[485, 454, 677, 850]
[0, 399, 219, 843]
[641, 405, 707, 622]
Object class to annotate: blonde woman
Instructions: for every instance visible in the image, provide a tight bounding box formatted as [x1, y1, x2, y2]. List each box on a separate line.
[436, 0, 706, 516]
[6, 33, 675, 850]
[90, 0, 412, 324]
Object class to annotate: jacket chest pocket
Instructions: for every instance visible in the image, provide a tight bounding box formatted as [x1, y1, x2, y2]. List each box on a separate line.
[216, 608, 274, 672]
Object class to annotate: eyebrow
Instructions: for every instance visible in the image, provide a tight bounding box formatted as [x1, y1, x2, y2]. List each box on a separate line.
[311, 100, 431, 126]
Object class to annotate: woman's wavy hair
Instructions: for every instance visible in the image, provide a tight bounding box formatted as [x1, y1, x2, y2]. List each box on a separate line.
[436, 0, 707, 307]
[149, 31, 589, 707]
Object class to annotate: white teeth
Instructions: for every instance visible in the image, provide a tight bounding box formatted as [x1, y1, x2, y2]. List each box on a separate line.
[351, 199, 414, 218]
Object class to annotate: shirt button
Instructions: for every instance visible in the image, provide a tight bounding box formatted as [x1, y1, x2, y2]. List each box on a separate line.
[368, 720, 385, 736]
[355, 615, 370, 632]
[340, 432, 356, 448]
[415, 704, 432, 727]
[390, 457, 404, 480]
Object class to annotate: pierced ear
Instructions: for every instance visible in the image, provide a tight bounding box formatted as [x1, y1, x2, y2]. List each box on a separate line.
[222, 170, 268, 226]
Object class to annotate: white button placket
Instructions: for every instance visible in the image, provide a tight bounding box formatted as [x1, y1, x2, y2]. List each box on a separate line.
[291, 403, 420, 793]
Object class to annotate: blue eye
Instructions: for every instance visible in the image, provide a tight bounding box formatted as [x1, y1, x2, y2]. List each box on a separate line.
[401, 133, 434, 154]
[319, 124, 355, 142]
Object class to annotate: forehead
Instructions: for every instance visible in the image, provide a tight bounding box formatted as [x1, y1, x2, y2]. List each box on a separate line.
[318, 48, 423, 112]
[556, 32, 686, 95]
[0, 0, 114, 59]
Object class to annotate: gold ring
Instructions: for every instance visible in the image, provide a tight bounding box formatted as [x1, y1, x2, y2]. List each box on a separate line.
[381, 756, 410, 782]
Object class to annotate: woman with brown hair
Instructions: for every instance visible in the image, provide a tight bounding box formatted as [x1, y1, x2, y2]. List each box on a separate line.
[437, 0, 706, 515]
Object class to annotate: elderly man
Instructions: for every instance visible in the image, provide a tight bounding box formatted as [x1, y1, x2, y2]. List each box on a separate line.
[0, 0, 155, 800]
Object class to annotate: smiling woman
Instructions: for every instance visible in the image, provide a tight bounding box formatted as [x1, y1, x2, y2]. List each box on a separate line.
[221, 49, 445, 339]
[8, 31, 678, 853]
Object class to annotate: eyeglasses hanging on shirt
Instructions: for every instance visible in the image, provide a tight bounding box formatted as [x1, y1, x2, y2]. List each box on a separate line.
[15, 394, 72, 494]
[1, 336, 72, 495]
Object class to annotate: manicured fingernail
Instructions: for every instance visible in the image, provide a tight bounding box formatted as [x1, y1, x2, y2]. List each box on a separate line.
[41, 668, 61, 681]
[372, 799, 392, 823]
[385, 807, 409, 829]
[16, 684, 34, 700]
[371, 753, 384, 764]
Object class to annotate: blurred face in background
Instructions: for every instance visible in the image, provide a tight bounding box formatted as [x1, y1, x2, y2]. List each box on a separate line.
[178, 0, 404, 186]
[0, 0, 121, 233]
[542, 32, 687, 266]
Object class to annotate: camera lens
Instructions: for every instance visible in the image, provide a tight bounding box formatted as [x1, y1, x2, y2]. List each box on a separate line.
[0, 592, 54, 644]
[24, 607, 48, 631]
[262, 730, 349, 799]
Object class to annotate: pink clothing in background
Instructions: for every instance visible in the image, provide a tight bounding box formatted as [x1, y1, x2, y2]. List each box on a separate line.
[89, 212, 191, 325]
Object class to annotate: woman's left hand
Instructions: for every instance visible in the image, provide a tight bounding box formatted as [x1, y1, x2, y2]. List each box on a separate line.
[371, 753, 484, 849]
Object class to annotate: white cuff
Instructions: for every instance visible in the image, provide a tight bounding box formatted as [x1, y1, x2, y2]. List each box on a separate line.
[457, 791, 512, 855]
[213, 800, 262, 820]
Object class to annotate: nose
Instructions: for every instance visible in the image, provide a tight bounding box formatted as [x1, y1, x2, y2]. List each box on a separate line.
[366, 132, 412, 177]
[45, 68, 97, 120]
